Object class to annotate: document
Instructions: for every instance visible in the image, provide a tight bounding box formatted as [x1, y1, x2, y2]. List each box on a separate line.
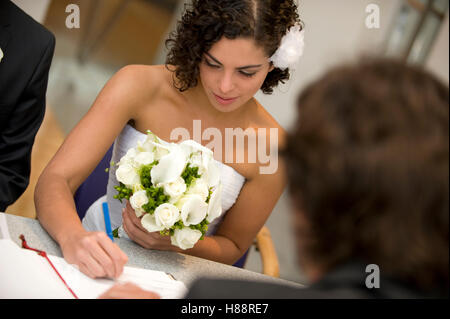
[0, 239, 187, 299]
[0, 213, 10, 240]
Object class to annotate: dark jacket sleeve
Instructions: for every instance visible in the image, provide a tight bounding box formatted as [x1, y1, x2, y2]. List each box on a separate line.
[0, 33, 55, 212]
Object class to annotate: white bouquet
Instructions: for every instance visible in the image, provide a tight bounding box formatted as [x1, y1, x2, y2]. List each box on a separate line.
[113, 131, 222, 250]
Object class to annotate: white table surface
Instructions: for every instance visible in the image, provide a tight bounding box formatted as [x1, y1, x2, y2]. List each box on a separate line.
[0, 212, 303, 290]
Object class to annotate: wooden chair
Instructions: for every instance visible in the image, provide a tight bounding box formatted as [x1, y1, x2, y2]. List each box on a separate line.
[255, 226, 280, 278]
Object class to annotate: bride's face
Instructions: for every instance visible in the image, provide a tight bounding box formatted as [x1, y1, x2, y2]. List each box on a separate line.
[199, 37, 274, 113]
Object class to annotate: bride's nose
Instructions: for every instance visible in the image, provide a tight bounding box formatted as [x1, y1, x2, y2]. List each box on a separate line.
[218, 72, 235, 94]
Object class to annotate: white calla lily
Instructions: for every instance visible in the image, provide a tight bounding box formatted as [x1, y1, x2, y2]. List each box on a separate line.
[151, 145, 187, 185]
[186, 178, 209, 202]
[141, 213, 165, 233]
[177, 195, 208, 226]
[207, 184, 222, 223]
[206, 159, 221, 188]
[0, 47, 3, 63]
[133, 151, 155, 166]
[180, 140, 213, 159]
[189, 152, 206, 174]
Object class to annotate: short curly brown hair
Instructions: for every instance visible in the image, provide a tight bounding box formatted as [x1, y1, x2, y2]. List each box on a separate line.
[283, 58, 449, 296]
[165, 0, 303, 94]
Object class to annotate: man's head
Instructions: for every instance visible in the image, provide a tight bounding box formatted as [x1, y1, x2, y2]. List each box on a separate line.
[283, 58, 449, 294]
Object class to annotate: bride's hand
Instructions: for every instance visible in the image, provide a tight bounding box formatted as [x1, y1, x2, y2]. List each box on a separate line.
[59, 230, 128, 279]
[122, 201, 179, 251]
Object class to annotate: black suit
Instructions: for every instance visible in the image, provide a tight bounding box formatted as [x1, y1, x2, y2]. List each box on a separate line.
[0, 0, 55, 212]
[185, 261, 442, 299]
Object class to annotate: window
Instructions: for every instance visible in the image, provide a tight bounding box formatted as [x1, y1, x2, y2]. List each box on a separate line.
[385, 0, 448, 64]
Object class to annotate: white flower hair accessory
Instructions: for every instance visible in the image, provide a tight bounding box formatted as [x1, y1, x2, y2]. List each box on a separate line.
[269, 24, 305, 71]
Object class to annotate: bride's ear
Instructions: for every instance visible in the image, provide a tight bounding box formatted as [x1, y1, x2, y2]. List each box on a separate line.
[269, 63, 275, 72]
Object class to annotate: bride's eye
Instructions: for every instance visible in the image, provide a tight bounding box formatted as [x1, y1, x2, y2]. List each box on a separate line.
[205, 59, 220, 69]
[240, 71, 256, 78]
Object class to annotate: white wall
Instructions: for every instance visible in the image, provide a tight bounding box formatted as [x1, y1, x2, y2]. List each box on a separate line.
[154, 0, 448, 130]
[425, 12, 449, 84]
[11, 0, 51, 24]
[256, 0, 402, 130]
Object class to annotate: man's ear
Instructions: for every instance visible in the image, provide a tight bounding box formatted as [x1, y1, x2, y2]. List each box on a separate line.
[269, 63, 275, 72]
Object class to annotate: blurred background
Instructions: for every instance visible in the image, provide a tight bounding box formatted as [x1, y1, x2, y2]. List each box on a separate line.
[6, 0, 449, 285]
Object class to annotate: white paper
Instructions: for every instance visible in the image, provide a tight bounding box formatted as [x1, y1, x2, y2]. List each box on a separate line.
[0, 213, 10, 239]
[0, 239, 74, 299]
[0, 239, 187, 299]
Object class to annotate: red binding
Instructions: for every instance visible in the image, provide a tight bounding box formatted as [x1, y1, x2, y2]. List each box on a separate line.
[19, 234, 79, 299]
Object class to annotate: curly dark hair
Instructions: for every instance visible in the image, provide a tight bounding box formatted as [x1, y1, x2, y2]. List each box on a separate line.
[283, 58, 449, 295]
[165, 0, 303, 94]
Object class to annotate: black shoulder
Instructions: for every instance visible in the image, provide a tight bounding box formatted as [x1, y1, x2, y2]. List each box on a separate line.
[3, 0, 55, 48]
[185, 278, 305, 299]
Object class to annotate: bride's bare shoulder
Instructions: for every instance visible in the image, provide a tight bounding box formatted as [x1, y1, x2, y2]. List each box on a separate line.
[110, 64, 169, 93]
[100, 65, 174, 110]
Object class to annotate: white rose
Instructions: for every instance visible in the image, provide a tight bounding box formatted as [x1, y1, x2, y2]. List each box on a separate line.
[141, 213, 165, 233]
[185, 178, 209, 202]
[116, 163, 140, 187]
[159, 176, 186, 199]
[170, 228, 202, 250]
[207, 184, 222, 223]
[133, 151, 155, 166]
[151, 145, 187, 185]
[154, 203, 180, 228]
[176, 194, 208, 226]
[129, 190, 148, 217]
[118, 148, 137, 166]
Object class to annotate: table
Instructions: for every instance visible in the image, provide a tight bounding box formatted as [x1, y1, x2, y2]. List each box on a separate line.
[0, 213, 303, 290]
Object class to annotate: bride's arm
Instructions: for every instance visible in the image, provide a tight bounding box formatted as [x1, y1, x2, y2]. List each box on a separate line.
[35, 65, 153, 277]
[186, 166, 287, 264]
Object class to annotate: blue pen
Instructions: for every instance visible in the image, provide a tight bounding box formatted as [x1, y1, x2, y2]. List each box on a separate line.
[102, 202, 114, 241]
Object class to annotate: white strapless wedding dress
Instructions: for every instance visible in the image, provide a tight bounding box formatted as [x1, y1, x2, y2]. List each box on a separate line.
[82, 124, 246, 236]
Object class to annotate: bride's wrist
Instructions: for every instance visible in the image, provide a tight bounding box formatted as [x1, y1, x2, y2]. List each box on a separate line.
[57, 227, 86, 250]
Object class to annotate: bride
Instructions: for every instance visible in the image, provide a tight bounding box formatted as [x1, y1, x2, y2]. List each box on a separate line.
[35, 0, 304, 279]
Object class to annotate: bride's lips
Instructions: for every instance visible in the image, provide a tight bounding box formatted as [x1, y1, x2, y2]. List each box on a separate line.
[213, 93, 238, 105]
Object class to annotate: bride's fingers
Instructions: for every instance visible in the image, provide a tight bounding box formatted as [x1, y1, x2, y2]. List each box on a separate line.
[122, 213, 152, 249]
[123, 207, 148, 235]
[96, 235, 128, 278]
[78, 250, 107, 278]
[79, 262, 95, 279]
[87, 241, 116, 278]
[125, 202, 147, 232]
[122, 208, 171, 250]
